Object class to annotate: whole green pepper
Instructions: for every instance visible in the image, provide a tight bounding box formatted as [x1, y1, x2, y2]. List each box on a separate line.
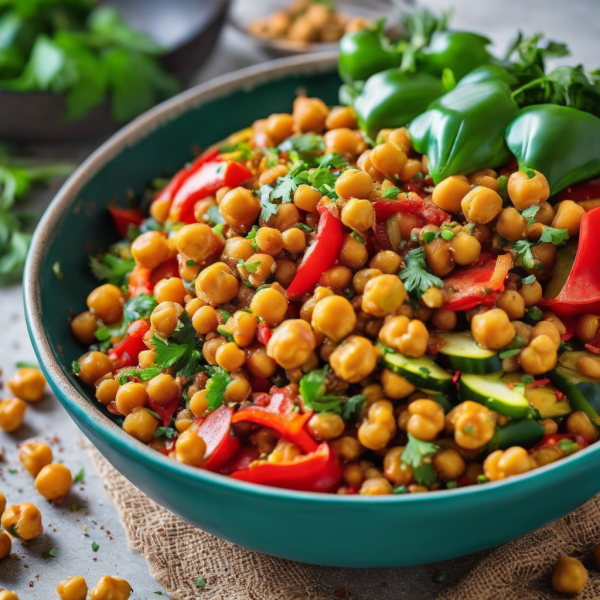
[505, 104, 600, 194]
[408, 80, 519, 184]
[419, 31, 492, 81]
[457, 64, 518, 88]
[338, 27, 401, 85]
[354, 69, 444, 139]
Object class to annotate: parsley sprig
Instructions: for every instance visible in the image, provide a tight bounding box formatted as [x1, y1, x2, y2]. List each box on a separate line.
[401, 433, 440, 487]
[199, 365, 231, 411]
[398, 247, 443, 299]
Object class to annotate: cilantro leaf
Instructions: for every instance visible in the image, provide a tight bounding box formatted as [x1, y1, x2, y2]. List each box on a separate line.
[525, 306, 544, 321]
[522, 274, 536, 284]
[521, 205, 540, 226]
[153, 426, 177, 439]
[263, 147, 280, 168]
[340, 395, 366, 421]
[152, 336, 189, 368]
[71, 360, 81, 374]
[42, 547, 58, 559]
[299, 366, 346, 414]
[91, 541, 99, 552]
[381, 186, 401, 199]
[200, 365, 231, 411]
[540, 226, 569, 245]
[401, 433, 439, 486]
[153, 312, 200, 378]
[271, 169, 301, 204]
[124, 293, 157, 322]
[398, 247, 443, 299]
[237, 258, 261, 273]
[279, 134, 324, 157]
[73, 468, 85, 483]
[89, 253, 135, 286]
[258, 184, 278, 222]
[140, 366, 162, 381]
[513, 239, 536, 269]
[520, 167, 536, 179]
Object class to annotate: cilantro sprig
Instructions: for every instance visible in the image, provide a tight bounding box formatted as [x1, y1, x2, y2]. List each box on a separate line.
[89, 253, 135, 286]
[401, 433, 440, 487]
[152, 312, 200, 378]
[398, 247, 443, 299]
[199, 365, 231, 411]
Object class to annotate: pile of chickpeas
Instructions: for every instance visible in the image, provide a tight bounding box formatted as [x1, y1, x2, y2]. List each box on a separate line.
[248, 0, 370, 45]
[70, 94, 600, 501]
[0, 575, 131, 600]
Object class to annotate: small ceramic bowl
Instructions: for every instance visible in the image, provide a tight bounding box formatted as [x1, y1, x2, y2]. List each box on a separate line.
[24, 52, 600, 568]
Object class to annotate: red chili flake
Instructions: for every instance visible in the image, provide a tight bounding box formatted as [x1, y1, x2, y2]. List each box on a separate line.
[132, 377, 141, 383]
[29, 582, 34, 587]
[452, 371, 461, 385]
[531, 378, 551, 388]
[508, 382, 515, 390]
[554, 390, 565, 400]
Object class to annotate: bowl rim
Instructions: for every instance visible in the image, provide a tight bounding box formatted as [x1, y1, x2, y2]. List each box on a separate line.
[23, 50, 600, 505]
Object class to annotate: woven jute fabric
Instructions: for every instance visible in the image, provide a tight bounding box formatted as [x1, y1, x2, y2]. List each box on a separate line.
[89, 448, 600, 600]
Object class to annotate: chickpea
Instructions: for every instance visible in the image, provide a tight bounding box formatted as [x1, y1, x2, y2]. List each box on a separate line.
[532, 444, 563, 467]
[324, 128, 364, 156]
[35, 463, 72, 501]
[518, 280, 542, 307]
[319, 265, 353, 290]
[86, 284, 124, 324]
[449, 231, 481, 266]
[293, 96, 329, 133]
[71, 311, 98, 345]
[293, 184, 321, 213]
[407, 399, 445, 441]
[531, 321, 561, 350]
[495, 290, 525, 320]
[122, 407, 159, 443]
[433, 448, 465, 480]
[432, 175, 472, 213]
[381, 369, 415, 400]
[362, 275, 407, 317]
[1, 502, 43, 540]
[189, 390, 209, 418]
[56, 577, 88, 600]
[565, 410, 597, 444]
[471, 308, 515, 350]
[219, 187, 261, 232]
[495, 207, 526, 241]
[461, 186, 503, 224]
[0, 491, 5, 514]
[192, 305, 219, 335]
[226, 311, 258, 348]
[131, 231, 169, 268]
[341, 199, 375, 233]
[265, 113, 294, 144]
[195, 262, 239, 305]
[379, 316, 429, 357]
[307, 413, 345, 441]
[151, 301, 183, 337]
[432, 309, 457, 331]
[519, 335, 557, 375]
[311, 295, 356, 342]
[275, 259, 296, 287]
[265, 202, 301, 232]
[241, 253, 276, 288]
[268, 439, 302, 464]
[147, 374, 179, 405]
[216, 342, 246, 372]
[421, 287, 444, 309]
[331, 436, 363, 462]
[343, 463, 365, 488]
[89, 576, 132, 600]
[507, 170, 550, 211]
[551, 557, 588, 595]
[250, 288, 288, 326]
[266, 319, 316, 369]
[281, 228, 306, 254]
[380, 447, 412, 486]
[153, 277, 186, 305]
[339, 234, 368, 270]
[6, 367, 44, 403]
[175, 428, 206, 467]
[423, 237, 454, 277]
[221, 236, 254, 262]
[552, 200, 585, 235]
[358, 414, 395, 451]
[0, 398, 26, 432]
[202, 336, 226, 365]
[0, 592, 17, 600]
[0, 530, 11, 560]
[19, 440, 53, 476]
[469, 168, 499, 192]
[448, 401, 496, 450]
[223, 375, 251, 403]
[115, 382, 147, 415]
[330, 335, 379, 383]
[359, 477, 394, 495]
[335, 169, 374, 200]
[245, 344, 278, 378]
[369, 251, 402, 274]
[575, 314, 600, 344]
[255, 226, 283, 255]
[370, 143, 407, 177]
[577, 356, 600, 382]
[484, 446, 536, 481]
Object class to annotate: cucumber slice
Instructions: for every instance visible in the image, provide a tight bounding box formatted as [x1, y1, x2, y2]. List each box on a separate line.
[435, 331, 502, 374]
[549, 365, 600, 427]
[421, 390, 453, 413]
[558, 350, 591, 372]
[486, 419, 545, 453]
[458, 372, 530, 418]
[524, 386, 572, 419]
[383, 352, 452, 392]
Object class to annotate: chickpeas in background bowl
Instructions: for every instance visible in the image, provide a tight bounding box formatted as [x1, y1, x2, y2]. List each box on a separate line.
[23, 53, 600, 568]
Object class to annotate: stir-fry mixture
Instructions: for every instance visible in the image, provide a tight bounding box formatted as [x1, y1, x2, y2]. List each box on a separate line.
[71, 13, 600, 495]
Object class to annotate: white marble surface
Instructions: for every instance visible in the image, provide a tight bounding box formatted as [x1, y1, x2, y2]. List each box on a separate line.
[0, 1, 598, 598]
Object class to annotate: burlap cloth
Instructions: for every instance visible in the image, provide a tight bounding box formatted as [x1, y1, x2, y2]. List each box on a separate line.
[89, 448, 600, 600]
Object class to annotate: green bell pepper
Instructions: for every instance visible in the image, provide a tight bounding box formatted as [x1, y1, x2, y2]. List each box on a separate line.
[419, 31, 492, 81]
[505, 104, 600, 195]
[457, 64, 518, 88]
[338, 26, 401, 85]
[354, 69, 445, 140]
[408, 80, 519, 184]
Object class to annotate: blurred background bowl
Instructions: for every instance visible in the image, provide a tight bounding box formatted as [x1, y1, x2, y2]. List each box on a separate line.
[229, 0, 410, 57]
[0, 0, 231, 143]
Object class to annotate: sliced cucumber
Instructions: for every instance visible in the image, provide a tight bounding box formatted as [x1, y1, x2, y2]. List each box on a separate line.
[383, 352, 452, 392]
[502, 373, 573, 419]
[485, 418, 545, 453]
[558, 350, 592, 372]
[421, 390, 453, 413]
[458, 372, 530, 418]
[549, 364, 600, 427]
[435, 331, 502, 374]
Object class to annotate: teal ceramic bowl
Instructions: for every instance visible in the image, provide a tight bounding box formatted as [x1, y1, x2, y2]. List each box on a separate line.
[24, 53, 600, 568]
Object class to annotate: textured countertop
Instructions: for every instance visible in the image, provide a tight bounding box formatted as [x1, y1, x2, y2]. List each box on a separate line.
[0, 1, 598, 597]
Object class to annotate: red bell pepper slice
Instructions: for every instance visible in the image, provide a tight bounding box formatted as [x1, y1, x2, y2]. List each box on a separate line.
[127, 258, 179, 298]
[254, 386, 296, 414]
[169, 160, 253, 222]
[286, 205, 343, 301]
[153, 147, 220, 206]
[530, 433, 588, 454]
[197, 405, 241, 472]
[219, 445, 261, 475]
[443, 253, 513, 311]
[232, 406, 317, 454]
[149, 258, 179, 285]
[107, 319, 150, 369]
[230, 442, 343, 492]
[148, 397, 180, 427]
[372, 197, 450, 226]
[256, 323, 272, 345]
[558, 177, 600, 204]
[542, 208, 600, 318]
[108, 205, 145, 238]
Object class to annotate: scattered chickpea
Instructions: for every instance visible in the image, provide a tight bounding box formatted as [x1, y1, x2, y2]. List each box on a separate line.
[89, 576, 132, 600]
[471, 308, 515, 350]
[0, 398, 26, 432]
[1, 502, 43, 540]
[56, 576, 88, 600]
[551, 556, 588, 595]
[0, 530, 11, 560]
[35, 464, 73, 501]
[19, 440, 53, 476]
